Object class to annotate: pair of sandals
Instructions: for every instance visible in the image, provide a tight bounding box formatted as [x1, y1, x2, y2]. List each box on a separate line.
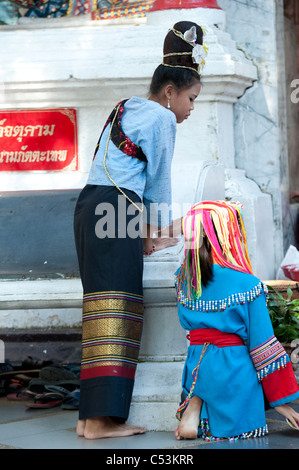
[26, 388, 80, 410]
[7, 385, 80, 410]
[6, 363, 81, 409]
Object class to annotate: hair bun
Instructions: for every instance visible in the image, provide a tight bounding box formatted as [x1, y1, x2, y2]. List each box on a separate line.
[163, 21, 206, 75]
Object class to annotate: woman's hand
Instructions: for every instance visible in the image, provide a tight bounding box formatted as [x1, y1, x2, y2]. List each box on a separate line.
[275, 404, 299, 429]
[154, 236, 179, 252]
[143, 236, 179, 255]
[143, 221, 180, 255]
[143, 236, 155, 255]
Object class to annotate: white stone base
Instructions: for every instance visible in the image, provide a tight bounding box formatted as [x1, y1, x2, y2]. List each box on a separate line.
[128, 401, 179, 432]
[129, 361, 185, 432]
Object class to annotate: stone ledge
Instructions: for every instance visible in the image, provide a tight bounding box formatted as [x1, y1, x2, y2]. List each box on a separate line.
[0, 278, 178, 310]
[0, 328, 82, 367]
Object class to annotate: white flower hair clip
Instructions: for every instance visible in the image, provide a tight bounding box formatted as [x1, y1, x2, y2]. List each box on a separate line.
[192, 43, 208, 74]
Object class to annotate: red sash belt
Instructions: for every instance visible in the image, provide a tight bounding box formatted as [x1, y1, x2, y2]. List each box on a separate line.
[187, 328, 244, 347]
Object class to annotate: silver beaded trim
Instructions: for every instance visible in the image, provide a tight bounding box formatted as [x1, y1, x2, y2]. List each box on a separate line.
[175, 278, 268, 313]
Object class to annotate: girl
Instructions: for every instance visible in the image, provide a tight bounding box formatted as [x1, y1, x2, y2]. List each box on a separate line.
[175, 201, 299, 441]
[73, 21, 207, 439]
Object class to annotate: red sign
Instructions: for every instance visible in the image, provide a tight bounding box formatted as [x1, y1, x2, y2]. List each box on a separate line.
[0, 109, 78, 171]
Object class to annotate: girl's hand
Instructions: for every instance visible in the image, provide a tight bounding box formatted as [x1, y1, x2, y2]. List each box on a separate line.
[275, 404, 299, 429]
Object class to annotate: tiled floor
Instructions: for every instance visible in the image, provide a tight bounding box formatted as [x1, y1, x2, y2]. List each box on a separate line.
[0, 396, 299, 450]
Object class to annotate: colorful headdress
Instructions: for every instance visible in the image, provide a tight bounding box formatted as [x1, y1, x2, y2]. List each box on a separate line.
[177, 201, 253, 300]
[162, 21, 208, 77]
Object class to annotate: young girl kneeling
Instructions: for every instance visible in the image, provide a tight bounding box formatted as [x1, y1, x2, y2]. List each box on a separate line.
[175, 201, 299, 441]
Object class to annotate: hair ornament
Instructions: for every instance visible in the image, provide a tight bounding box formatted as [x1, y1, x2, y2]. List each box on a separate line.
[192, 43, 208, 73]
[177, 201, 253, 300]
[167, 26, 208, 76]
[184, 26, 197, 44]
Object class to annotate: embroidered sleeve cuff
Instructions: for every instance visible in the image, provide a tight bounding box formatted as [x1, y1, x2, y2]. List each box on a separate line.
[249, 335, 287, 381]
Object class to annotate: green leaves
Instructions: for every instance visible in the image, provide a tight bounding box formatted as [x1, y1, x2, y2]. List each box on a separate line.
[267, 285, 299, 343]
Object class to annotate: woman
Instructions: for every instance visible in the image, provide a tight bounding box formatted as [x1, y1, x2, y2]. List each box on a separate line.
[74, 21, 207, 439]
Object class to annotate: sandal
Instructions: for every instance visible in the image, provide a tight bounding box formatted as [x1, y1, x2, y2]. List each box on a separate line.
[6, 389, 36, 401]
[44, 383, 79, 396]
[25, 392, 64, 409]
[6, 378, 28, 394]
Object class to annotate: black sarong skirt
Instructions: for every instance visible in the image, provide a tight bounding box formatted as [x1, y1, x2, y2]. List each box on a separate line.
[74, 185, 144, 420]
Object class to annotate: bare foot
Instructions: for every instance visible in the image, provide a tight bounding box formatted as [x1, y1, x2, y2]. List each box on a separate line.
[82, 417, 146, 440]
[175, 396, 202, 440]
[76, 419, 86, 437]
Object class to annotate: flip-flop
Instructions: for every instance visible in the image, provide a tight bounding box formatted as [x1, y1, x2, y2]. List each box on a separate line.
[5, 377, 26, 393]
[286, 419, 299, 430]
[6, 389, 36, 401]
[25, 392, 64, 409]
[44, 383, 79, 396]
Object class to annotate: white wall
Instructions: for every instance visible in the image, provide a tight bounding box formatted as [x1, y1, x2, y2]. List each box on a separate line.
[218, 0, 291, 270]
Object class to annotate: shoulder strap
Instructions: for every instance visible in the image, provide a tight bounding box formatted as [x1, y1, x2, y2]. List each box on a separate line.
[93, 100, 147, 162]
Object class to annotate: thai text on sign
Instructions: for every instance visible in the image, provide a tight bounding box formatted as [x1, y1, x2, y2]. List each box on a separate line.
[0, 109, 78, 171]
